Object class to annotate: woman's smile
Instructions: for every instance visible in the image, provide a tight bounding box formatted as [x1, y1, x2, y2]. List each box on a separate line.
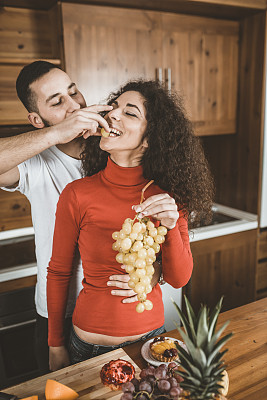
[99, 91, 148, 166]
[107, 126, 123, 137]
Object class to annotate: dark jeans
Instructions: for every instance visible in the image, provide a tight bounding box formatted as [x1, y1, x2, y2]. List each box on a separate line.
[34, 313, 72, 375]
[68, 325, 166, 364]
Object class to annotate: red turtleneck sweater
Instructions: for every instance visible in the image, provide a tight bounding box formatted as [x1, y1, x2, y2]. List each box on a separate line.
[47, 158, 193, 347]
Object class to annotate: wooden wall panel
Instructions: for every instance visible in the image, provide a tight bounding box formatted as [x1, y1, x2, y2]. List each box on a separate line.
[161, 13, 239, 135]
[0, 190, 32, 232]
[0, 64, 29, 125]
[62, 4, 163, 105]
[202, 12, 266, 214]
[0, 7, 60, 59]
[63, 3, 239, 135]
[0, 6, 63, 125]
[1, 0, 266, 19]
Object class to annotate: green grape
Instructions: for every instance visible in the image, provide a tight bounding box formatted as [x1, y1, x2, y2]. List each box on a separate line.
[112, 205, 168, 313]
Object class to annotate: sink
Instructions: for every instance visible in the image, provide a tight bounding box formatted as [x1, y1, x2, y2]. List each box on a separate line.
[196, 209, 239, 228]
[190, 203, 258, 242]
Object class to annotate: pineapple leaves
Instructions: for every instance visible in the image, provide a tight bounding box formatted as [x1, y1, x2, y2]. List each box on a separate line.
[207, 320, 230, 354]
[173, 295, 233, 400]
[177, 327, 208, 370]
[184, 296, 197, 335]
[172, 297, 195, 341]
[196, 306, 209, 347]
[208, 297, 223, 340]
[207, 332, 233, 366]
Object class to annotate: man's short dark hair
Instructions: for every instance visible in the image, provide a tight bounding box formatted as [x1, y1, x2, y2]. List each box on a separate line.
[16, 60, 60, 113]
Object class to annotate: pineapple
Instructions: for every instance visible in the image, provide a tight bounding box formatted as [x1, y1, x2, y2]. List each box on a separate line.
[171, 296, 232, 400]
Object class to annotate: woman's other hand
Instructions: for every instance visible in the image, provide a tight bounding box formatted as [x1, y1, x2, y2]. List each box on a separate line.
[133, 193, 179, 230]
[49, 346, 70, 371]
[107, 261, 161, 303]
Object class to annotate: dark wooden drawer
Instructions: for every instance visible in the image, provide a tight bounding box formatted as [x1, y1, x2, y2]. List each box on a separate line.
[258, 230, 267, 260]
[256, 260, 267, 292]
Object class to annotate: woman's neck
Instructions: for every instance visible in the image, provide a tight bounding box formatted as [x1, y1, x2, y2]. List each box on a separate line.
[110, 150, 144, 168]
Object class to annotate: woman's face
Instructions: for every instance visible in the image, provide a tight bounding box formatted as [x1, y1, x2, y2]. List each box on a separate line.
[100, 91, 148, 165]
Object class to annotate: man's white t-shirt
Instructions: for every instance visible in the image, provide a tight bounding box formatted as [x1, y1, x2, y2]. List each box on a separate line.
[1, 145, 84, 318]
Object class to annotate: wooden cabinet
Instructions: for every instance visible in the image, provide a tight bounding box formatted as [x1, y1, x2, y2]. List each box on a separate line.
[256, 230, 267, 299]
[0, 5, 63, 125]
[161, 14, 239, 135]
[184, 229, 257, 312]
[62, 3, 239, 136]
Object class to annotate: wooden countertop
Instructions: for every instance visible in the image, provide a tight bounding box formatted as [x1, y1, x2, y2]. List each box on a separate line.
[124, 297, 267, 400]
[4, 298, 267, 399]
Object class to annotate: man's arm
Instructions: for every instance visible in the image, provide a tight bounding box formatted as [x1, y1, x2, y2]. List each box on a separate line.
[0, 128, 56, 186]
[0, 105, 112, 187]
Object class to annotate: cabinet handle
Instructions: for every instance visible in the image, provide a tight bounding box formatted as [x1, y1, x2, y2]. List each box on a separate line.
[156, 68, 163, 85]
[165, 68, 171, 93]
[0, 318, 36, 332]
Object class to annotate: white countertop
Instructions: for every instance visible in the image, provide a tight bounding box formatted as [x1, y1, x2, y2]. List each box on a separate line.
[189, 203, 258, 242]
[0, 203, 258, 283]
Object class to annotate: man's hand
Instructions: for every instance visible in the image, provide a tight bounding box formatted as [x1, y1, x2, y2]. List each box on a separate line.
[108, 261, 162, 303]
[51, 105, 112, 145]
[133, 193, 179, 230]
[49, 346, 70, 371]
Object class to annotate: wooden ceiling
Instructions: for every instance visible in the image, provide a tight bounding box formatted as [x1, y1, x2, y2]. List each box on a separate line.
[0, 0, 266, 19]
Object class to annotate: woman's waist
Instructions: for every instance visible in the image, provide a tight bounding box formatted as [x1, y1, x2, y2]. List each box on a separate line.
[73, 325, 150, 345]
[72, 287, 164, 339]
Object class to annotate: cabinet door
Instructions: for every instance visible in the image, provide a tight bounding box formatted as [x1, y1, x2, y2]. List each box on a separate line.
[62, 4, 163, 105]
[185, 230, 257, 312]
[0, 6, 63, 125]
[0, 64, 28, 125]
[162, 13, 239, 136]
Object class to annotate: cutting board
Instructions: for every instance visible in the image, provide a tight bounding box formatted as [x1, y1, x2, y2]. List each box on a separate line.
[4, 348, 141, 399]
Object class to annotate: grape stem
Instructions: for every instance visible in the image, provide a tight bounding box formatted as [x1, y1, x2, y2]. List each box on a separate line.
[132, 180, 154, 224]
[140, 180, 154, 204]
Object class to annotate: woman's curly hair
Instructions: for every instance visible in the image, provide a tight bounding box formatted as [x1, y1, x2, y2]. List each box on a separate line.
[81, 79, 214, 228]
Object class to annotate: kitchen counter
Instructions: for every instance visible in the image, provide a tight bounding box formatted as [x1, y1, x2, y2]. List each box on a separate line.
[0, 203, 258, 283]
[4, 297, 267, 399]
[125, 297, 267, 400]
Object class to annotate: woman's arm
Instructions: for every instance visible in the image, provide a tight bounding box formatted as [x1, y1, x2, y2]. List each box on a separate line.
[161, 213, 193, 288]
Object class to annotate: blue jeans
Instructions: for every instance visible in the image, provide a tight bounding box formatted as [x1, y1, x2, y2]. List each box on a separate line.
[69, 325, 166, 364]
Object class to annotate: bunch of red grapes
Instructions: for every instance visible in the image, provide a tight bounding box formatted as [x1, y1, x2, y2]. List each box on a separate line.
[120, 362, 183, 400]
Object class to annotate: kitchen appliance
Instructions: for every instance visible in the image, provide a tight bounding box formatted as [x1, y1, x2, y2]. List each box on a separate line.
[0, 287, 39, 390]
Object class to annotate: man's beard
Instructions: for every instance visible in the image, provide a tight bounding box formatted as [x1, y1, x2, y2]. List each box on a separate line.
[41, 117, 52, 127]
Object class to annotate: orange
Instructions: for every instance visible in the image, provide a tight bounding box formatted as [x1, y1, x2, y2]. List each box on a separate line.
[45, 379, 78, 400]
[21, 397, 38, 400]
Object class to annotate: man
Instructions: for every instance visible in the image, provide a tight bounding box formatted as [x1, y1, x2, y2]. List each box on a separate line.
[0, 61, 157, 373]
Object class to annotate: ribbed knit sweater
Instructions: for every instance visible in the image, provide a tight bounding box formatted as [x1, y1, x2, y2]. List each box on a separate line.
[47, 157, 193, 346]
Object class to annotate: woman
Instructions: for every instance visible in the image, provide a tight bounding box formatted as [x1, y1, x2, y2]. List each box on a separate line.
[47, 80, 213, 371]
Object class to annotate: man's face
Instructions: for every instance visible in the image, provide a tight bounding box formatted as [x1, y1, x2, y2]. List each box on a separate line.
[29, 68, 86, 126]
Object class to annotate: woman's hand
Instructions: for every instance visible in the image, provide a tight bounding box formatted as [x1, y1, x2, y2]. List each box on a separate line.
[133, 193, 179, 230]
[108, 273, 136, 303]
[107, 261, 161, 303]
[49, 346, 70, 371]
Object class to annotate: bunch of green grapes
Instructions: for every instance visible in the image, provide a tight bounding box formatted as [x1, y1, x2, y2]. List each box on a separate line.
[112, 217, 167, 313]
